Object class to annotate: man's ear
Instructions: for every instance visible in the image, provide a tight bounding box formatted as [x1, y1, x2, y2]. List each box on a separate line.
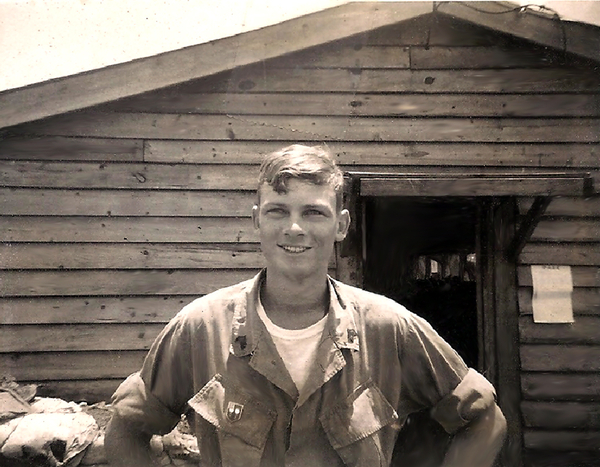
[252, 205, 260, 229]
[335, 209, 351, 242]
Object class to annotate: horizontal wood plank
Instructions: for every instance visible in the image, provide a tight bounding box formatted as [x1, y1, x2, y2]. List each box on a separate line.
[0, 351, 146, 380]
[0, 323, 163, 352]
[532, 219, 600, 242]
[0, 243, 264, 270]
[35, 379, 122, 403]
[520, 197, 600, 217]
[0, 189, 255, 216]
[0, 296, 191, 324]
[146, 141, 600, 168]
[108, 92, 600, 118]
[520, 316, 600, 345]
[519, 243, 600, 265]
[6, 161, 596, 191]
[273, 43, 410, 69]
[518, 266, 600, 287]
[524, 430, 600, 451]
[0, 136, 144, 161]
[410, 46, 559, 69]
[522, 401, 600, 429]
[19, 113, 600, 143]
[0, 216, 256, 242]
[520, 345, 600, 372]
[361, 175, 589, 197]
[185, 66, 600, 93]
[1, 161, 259, 190]
[521, 373, 600, 401]
[522, 449, 600, 467]
[0, 269, 257, 297]
[519, 287, 600, 316]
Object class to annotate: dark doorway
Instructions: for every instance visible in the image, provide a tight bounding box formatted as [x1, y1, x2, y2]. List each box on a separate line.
[363, 196, 479, 367]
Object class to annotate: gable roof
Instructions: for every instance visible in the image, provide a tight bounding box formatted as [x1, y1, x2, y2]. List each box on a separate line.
[1, 1, 598, 130]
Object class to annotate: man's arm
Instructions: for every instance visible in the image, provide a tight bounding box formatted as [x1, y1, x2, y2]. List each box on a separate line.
[104, 413, 159, 467]
[442, 402, 507, 467]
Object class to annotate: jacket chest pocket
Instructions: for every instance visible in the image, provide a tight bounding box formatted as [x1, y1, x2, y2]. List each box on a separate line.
[320, 380, 399, 467]
[188, 374, 277, 467]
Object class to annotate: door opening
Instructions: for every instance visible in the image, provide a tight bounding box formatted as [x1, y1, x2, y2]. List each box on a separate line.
[363, 197, 479, 367]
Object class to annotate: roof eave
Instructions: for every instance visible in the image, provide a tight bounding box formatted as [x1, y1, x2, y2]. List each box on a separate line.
[0, 1, 433, 129]
[436, 1, 600, 63]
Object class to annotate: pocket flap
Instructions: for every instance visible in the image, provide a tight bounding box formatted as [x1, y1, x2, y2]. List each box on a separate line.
[188, 374, 276, 448]
[320, 380, 398, 449]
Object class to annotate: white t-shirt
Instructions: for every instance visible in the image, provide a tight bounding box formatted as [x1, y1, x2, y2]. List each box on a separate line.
[256, 296, 327, 400]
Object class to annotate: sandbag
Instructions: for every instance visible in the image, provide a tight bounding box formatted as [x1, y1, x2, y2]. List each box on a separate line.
[0, 412, 98, 467]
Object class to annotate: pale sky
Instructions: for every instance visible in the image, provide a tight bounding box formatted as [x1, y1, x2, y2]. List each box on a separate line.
[1, 0, 599, 92]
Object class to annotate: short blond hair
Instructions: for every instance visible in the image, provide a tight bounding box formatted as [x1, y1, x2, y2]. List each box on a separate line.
[257, 145, 344, 210]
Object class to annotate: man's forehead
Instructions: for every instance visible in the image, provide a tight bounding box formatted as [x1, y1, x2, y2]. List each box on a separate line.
[258, 181, 336, 202]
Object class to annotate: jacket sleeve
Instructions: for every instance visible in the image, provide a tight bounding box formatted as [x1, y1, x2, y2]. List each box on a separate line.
[110, 311, 195, 435]
[398, 312, 496, 434]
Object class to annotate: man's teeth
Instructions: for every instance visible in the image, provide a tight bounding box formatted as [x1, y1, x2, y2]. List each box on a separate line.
[282, 246, 308, 253]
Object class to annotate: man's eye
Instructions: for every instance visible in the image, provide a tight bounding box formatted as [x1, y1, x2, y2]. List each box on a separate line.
[267, 208, 286, 215]
[305, 209, 325, 216]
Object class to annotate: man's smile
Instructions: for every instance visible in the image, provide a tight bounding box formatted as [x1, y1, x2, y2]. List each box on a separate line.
[279, 245, 311, 254]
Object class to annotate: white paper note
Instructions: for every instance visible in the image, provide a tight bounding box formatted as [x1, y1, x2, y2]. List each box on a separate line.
[530, 265, 574, 323]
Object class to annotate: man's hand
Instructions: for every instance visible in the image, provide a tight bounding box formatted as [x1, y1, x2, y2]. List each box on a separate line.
[105, 414, 159, 467]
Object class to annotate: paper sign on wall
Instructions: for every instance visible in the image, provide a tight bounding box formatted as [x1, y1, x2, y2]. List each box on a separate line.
[530, 265, 574, 323]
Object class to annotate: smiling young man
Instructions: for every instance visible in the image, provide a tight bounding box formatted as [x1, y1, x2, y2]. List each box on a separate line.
[106, 145, 506, 467]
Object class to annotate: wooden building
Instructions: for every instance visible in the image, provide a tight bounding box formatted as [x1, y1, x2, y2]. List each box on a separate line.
[1, 2, 599, 465]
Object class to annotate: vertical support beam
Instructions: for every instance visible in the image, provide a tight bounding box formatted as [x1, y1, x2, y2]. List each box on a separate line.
[478, 199, 497, 382]
[494, 199, 523, 467]
[337, 175, 363, 287]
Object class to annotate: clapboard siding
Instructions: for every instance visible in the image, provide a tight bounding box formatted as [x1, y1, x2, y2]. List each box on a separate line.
[0, 243, 264, 269]
[0, 269, 258, 297]
[0, 217, 256, 242]
[1, 323, 163, 352]
[0, 351, 147, 380]
[145, 141, 600, 167]
[37, 380, 124, 404]
[17, 113, 600, 142]
[0, 296, 192, 324]
[518, 288, 600, 316]
[0, 189, 254, 216]
[520, 316, 600, 344]
[0, 137, 144, 161]
[107, 92, 600, 117]
[1, 17, 599, 463]
[521, 345, 600, 372]
[178, 66, 600, 93]
[522, 401, 600, 429]
[521, 373, 600, 401]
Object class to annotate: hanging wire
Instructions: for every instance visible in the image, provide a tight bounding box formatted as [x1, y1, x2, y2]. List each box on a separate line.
[435, 1, 568, 56]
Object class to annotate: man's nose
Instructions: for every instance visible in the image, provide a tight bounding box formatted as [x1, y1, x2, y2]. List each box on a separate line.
[285, 216, 305, 236]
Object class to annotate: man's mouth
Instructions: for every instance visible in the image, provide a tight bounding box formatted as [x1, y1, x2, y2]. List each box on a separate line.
[280, 245, 310, 254]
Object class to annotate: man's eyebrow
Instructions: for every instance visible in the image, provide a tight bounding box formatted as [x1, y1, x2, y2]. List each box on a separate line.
[304, 203, 333, 211]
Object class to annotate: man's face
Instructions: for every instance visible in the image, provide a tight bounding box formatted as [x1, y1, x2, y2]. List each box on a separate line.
[253, 179, 350, 282]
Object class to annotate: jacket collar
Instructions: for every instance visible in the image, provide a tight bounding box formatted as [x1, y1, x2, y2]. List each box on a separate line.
[230, 270, 360, 358]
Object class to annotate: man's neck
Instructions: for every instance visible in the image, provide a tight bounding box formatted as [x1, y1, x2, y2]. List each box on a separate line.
[261, 271, 329, 330]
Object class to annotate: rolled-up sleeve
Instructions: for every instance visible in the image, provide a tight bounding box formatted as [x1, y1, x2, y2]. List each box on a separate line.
[398, 313, 496, 434]
[111, 372, 181, 435]
[431, 368, 497, 434]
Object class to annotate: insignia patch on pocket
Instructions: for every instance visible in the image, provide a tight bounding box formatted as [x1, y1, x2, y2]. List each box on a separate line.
[226, 401, 244, 422]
